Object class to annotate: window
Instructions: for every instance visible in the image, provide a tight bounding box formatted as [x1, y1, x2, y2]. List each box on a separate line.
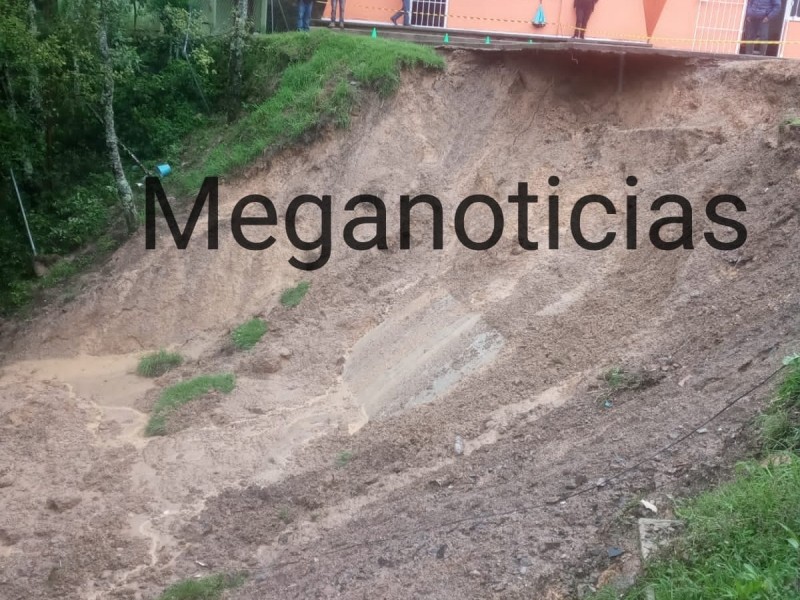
[411, 0, 447, 28]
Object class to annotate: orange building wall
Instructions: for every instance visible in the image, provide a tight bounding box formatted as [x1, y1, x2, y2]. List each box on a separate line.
[324, 0, 649, 40]
[323, 0, 793, 59]
[782, 20, 800, 58]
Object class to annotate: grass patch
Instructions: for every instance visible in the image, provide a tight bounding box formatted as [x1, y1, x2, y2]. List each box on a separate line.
[761, 358, 800, 451]
[137, 349, 183, 377]
[146, 373, 235, 436]
[335, 450, 353, 468]
[280, 281, 310, 308]
[602, 366, 644, 391]
[173, 31, 443, 193]
[231, 318, 268, 350]
[156, 573, 245, 600]
[592, 358, 800, 600]
[596, 457, 800, 600]
[277, 506, 292, 524]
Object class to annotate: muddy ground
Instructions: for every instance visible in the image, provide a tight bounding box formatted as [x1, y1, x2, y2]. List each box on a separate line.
[1, 49, 799, 599]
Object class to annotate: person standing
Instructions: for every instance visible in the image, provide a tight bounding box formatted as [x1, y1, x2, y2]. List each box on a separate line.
[573, 0, 598, 39]
[297, 0, 314, 31]
[391, 0, 412, 26]
[329, 0, 345, 29]
[744, 0, 781, 54]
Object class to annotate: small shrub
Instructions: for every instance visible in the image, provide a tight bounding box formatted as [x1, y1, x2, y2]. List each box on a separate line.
[335, 450, 352, 468]
[146, 373, 235, 436]
[280, 281, 310, 308]
[156, 573, 245, 600]
[231, 318, 268, 350]
[137, 350, 183, 377]
[603, 366, 643, 391]
[277, 506, 292, 524]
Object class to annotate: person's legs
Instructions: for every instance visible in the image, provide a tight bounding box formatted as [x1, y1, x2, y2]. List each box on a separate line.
[337, 0, 345, 25]
[574, 6, 586, 38]
[755, 19, 770, 54]
[403, 0, 412, 25]
[329, 0, 338, 26]
[744, 18, 759, 53]
[303, 1, 312, 30]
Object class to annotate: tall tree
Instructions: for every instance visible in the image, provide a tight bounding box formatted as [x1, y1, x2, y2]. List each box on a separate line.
[227, 0, 246, 123]
[98, 0, 137, 233]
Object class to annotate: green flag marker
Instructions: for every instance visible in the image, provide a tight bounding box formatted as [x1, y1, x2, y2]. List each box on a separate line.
[485, 36, 491, 44]
[371, 27, 377, 38]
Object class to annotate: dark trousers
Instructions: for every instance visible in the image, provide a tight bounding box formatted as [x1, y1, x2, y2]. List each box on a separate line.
[574, 5, 594, 38]
[744, 18, 770, 54]
[297, 0, 312, 30]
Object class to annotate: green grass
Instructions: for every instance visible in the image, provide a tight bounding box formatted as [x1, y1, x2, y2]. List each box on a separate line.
[603, 366, 643, 391]
[761, 358, 800, 451]
[335, 450, 353, 468]
[277, 506, 292, 524]
[231, 318, 268, 350]
[280, 281, 310, 308]
[173, 31, 443, 193]
[595, 458, 800, 600]
[592, 359, 800, 600]
[145, 373, 235, 436]
[137, 349, 183, 377]
[156, 573, 245, 600]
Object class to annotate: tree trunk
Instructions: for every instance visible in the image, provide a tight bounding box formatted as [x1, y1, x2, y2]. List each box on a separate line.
[227, 0, 247, 123]
[99, 4, 137, 234]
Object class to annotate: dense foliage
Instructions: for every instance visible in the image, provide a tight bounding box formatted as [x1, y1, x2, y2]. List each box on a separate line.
[0, 0, 443, 313]
[0, 0, 220, 310]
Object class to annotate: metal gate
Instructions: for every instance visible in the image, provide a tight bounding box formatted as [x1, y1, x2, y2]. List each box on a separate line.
[411, 0, 447, 28]
[692, 0, 747, 53]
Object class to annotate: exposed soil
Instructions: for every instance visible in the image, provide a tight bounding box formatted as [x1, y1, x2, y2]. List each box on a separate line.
[1, 49, 799, 600]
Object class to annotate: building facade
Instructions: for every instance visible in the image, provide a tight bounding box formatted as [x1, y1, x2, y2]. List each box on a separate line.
[323, 0, 800, 58]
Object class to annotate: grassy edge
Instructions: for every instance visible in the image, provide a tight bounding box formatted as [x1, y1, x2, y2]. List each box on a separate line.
[146, 373, 235, 436]
[590, 358, 800, 600]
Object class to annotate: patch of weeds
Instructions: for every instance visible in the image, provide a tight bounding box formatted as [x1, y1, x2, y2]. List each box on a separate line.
[231, 318, 268, 350]
[173, 32, 443, 193]
[156, 573, 245, 600]
[146, 373, 235, 436]
[335, 450, 353, 468]
[603, 366, 644, 391]
[592, 457, 800, 600]
[596, 366, 646, 407]
[137, 349, 184, 377]
[280, 281, 310, 308]
[591, 358, 800, 600]
[760, 357, 800, 451]
[277, 506, 292, 524]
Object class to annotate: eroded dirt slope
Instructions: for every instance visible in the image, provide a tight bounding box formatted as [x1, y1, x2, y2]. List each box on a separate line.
[1, 50, 799, 600]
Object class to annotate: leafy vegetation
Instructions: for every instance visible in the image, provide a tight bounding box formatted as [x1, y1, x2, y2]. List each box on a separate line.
[173, 32, 443, 193]
[1, 5, 442, 313]
[280, 281, 311, 308]
[591, 358, 800, 600]
[231, 318, 268, 350]
[137, 349, 183, 377]
[156, 573, 245, 600]
[146, 373, 235, 436]
[335, 450, 353, 468]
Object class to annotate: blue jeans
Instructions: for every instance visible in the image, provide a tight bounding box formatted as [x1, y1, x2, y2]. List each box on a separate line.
[744, 18, 770, 54]
[391, 0, 411, 24]
[297, 0, 313, 31]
